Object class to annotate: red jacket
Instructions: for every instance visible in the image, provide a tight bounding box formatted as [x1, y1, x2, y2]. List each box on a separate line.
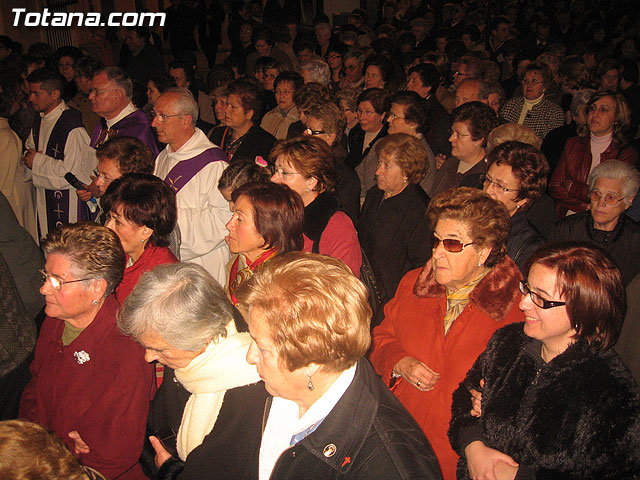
[549, 136, 638, 218]
[370, 256, 524, 480]
[115, 244, 178, 303]
[19, 295, 155, 479]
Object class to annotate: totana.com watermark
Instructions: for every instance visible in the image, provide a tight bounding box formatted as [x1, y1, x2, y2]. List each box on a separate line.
[12, 8, 166, 27]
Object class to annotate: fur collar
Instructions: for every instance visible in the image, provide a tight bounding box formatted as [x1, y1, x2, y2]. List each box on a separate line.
[303, 191, 340, 242]
[413, 255, 522, 322]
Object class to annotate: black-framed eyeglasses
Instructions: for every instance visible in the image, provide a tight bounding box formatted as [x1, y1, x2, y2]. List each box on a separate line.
[519, 281, 566, 309]
[40, 269, 91, 291]
[304, 128, 326, 136]
[388, 112, 406, 120]
[431, 234, 474, 253]
[480, 173, 519, 194]
[151, 111, 185, 122]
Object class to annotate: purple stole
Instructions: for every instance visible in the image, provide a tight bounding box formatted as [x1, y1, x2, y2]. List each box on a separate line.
[90, 110, 160, 158]
[163, 147, 228, 194]
[32, 107, 85, 234]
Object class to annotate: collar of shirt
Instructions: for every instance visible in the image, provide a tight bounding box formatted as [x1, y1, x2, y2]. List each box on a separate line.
[40, 100, 66, 121]
[106, 102, 136, 128]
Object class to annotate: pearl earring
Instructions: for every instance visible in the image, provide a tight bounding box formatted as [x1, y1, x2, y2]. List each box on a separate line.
[307, 376, 314, 391]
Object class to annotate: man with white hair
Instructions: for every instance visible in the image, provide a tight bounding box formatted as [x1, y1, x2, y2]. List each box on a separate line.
[153, 88, 231, 285]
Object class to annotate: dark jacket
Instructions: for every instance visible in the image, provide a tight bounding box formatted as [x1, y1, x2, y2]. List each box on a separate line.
[346, 124, 388, 170]
[549, 210, 640, 286]
[449, 323, 640, 480]
[264, 359, 443, 480]
[431, 156, 488, 197]
[357, 184, 431, 303]
[506, 210, 544, 274]
[549, 135, 638, 217]
[209, 125, 276, 165]
[142, 367, 269, 480]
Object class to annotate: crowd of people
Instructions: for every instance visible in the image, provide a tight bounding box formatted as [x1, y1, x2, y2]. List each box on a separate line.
[2, 0, 640, 478]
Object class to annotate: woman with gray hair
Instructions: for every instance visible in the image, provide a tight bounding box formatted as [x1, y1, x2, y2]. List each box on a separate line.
[550, 159, 640, 285]
[118, 262, 264, 480]
[19, 222, 154, 480]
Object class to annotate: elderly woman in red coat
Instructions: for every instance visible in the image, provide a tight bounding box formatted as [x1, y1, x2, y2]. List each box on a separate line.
[19, 223, 154, 479]
[549, 90, 638, 218]
[370, 188, 524, 480]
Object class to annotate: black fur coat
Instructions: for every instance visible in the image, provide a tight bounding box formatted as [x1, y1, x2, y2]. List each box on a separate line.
[449, 323, 640, 479]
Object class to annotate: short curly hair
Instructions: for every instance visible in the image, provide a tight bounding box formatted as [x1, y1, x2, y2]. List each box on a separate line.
[237, 252, 371, 372]
[41, 222, 125, 296]
[374, 133, 428, 184]
[269, 135, 336, 193]
[357, 87, 392, 115]
[487, 141, 549, 209]
[427, 187, 510, 267]
[307, 101, 346, 142]
[95, 136, 154, 175]
[451, 101, 500, 148]
[0, 420, 89, 480]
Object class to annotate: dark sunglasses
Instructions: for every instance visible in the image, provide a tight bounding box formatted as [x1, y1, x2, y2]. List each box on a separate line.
[431, 234, 474, 253]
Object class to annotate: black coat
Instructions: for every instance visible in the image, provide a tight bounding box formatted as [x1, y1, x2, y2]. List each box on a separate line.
[449, 323, 640, 479]
[141, 367, 269, 480]
[346, 124, 387, 170]
[549, 211, 640, 286]
[506, 210, 544, 274]
[265, 359, 443, 480]
[357, 184, 431, 303]
[208, 125, 276, 165]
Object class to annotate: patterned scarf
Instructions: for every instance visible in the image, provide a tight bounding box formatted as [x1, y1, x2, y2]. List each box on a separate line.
[228, 248, 278, 305]
[443, 268, 490, 334]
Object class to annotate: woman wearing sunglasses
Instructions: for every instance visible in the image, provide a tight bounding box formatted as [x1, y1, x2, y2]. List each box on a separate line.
[449, 244, 640, 480]
[370, 187, 524, 480]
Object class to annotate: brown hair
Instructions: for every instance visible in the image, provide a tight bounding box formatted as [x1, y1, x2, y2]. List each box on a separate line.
[427, 187, 510, 267]
[0, 420, 91, 480]
[487, 141, 549, 209]
[95, 136, 154, 175]
[451, 101, 499, 148]
[307, 102, 346, 143]
[101, 173, 177, 247]
[525, 243, 625, 351]
[231, 182, 304, 253]
[586, 90, 631, 145]
[237, 252, 371, 372]
[41, 222, 125, 296]
[374, 133, 428, 184]
[269, 135, 336, 193]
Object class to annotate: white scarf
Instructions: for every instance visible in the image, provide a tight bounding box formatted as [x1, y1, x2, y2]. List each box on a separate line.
[174, 323, 260, 460]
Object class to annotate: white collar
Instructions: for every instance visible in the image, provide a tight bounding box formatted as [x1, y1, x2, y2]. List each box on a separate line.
[40, 101, 66, 120]
[106, 102, 136, 128]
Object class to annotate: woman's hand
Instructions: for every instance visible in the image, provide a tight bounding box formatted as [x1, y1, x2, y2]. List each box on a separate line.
[435, 153, 447, 169]
[394, 356, 440, 391]
[465, 441, 518, 480]
[68, 430, 90, 455]
[470, 379, 484, 417]
[149, 435, 173, 469]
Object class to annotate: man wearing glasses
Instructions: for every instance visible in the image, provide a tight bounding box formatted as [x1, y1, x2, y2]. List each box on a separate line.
[153, 88, 231, 286]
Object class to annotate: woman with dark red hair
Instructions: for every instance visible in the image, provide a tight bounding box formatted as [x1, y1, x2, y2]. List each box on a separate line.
[224, 181, 304, 306]
[449, 243, 640, 480]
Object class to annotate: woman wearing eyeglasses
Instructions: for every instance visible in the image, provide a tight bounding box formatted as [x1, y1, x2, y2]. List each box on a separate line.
[449, 244, 640, 480]
[481, 141, 548, 273]
[270, 135, 362, 276]
[431, 101, 499, 197]
[345, 88, 390, 170]
[549, 90, 638, 218]
[499, 63, 564, 141]
[370, 187, 524, 480]
[19, 222, 154, 480]
[550, 160, 640, 286]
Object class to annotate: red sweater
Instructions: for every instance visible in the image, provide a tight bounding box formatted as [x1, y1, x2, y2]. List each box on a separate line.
[115, 244, 178, 303]
[19, 295, 155, 479]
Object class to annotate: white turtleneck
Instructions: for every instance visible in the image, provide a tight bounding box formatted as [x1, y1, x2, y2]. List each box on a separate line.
[590, 131, 613, 173]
